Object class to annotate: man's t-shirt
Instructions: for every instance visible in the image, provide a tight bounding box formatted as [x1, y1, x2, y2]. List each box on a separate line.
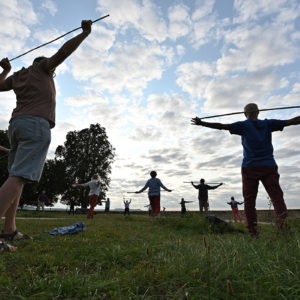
[193, 184, 216, 201]
[229, 119, 286, 167]
[6, 59, 56, 128]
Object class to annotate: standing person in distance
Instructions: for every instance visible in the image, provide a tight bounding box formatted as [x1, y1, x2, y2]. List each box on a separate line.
[37, 190, 49, 212]
[123, 199, 131, 216]
[0, 20, 93, 252]
[227, 196, 243, 223]
[68, 196, 76, 215]
[191, 102, 300, 236]
[73, 174, 101, 219]
[135, 171, 172, 217]
[104, 198, 110, 214]
[191, 179, 223, 214]
[179, 198, 193, 217]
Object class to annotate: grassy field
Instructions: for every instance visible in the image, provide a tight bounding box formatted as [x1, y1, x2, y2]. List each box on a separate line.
[0, 212, 299, 299]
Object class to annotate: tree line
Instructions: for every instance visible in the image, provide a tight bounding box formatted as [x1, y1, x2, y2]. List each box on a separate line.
[0, 124, 115, 209]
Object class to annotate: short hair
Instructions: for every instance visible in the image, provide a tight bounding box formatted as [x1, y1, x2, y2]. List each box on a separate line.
[200, 178, 205, 183]
[150, 171, 157, 178]
[33, 56, 46, 64]
[92, 174, 99, 179]
[231, 196, 234, 200]
[244, 103, 259, 114]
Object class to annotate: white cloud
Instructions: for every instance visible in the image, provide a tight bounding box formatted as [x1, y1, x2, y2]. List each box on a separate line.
[71, 39, 174, 96]
[168, 4, 191, 40]
[217, 23, 297, 75]
[292, 83, 300, 93]
[41, 0, 58, 16]
[176, 61, 215, 99]
[0, 0, 37, 56]
[96, 0, 168, 42]
[233, 0, 288, 23]
[203, 71, 283, 113]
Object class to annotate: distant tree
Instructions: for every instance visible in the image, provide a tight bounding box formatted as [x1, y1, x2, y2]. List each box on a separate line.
[55, 124, 115, 208]
[37, 159, 66, 205]
[0, 129, 9, 187]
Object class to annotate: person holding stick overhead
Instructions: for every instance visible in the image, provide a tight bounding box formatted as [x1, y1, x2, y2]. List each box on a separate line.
[135, 171, 172, 217]
[0, 20, 93, 252]
[192, 103, 300, 236]
[191, 179, 223, 214]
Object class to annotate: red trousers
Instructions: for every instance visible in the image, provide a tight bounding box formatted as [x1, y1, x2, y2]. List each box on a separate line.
[149, 195, 160, 216]
[232, 208, 242, 223]
[242, 166, 287, 235]
[87, 194, 98, 219]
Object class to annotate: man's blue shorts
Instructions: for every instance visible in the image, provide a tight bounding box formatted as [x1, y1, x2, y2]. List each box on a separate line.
[8, 115, 51, 182]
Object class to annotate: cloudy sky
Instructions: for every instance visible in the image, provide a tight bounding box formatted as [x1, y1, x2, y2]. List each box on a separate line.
[1, 0, 300, 211]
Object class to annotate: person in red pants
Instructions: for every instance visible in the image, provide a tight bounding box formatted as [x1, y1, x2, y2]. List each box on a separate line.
[135, 171, 172, 217]
[73, 174, 100, 219]
[192, 103, 300, 236]
[227, 197, 243, 223]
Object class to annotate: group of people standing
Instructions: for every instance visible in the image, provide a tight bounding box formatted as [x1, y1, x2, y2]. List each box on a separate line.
[1, 15, 300, 253]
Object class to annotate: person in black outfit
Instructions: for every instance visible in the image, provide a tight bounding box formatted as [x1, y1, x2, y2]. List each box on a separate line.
[191, 179, 223, 214]
[69, 196, 75, 215]
[179, 198, 193, 216]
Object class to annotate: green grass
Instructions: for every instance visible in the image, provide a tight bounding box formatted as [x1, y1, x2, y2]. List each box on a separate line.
[0, 213, 299, 299]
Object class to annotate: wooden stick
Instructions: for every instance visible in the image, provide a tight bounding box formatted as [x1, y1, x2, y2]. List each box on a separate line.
[9, 15, 110, 62]
[197, 105, 300, 120]
[183, 181, 224, 184]
[127, 190, 171, 193]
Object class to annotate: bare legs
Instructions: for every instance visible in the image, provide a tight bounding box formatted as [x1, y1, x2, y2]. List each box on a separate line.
[0, 176, 24, 236]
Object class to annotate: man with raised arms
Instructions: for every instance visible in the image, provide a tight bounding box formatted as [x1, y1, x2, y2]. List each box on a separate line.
[192, 103, 300, 236]
[0, 20, 92, 252]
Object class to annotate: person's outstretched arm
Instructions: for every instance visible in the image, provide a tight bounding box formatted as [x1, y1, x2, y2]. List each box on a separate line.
[191, 117, 230, 130]
[285, 116, 300, 126]
[136, 181, 149, 193]
[0, 145, 10, 153]
[208, 183, 223, 190]
[46, 20, 92, 72]
[0, 58, 12, 91]
[191, 182, 198, 188]
[159, 180, 172, 192]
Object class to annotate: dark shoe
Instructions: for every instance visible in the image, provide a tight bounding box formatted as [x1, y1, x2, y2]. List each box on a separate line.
[0, 229, 33, 241]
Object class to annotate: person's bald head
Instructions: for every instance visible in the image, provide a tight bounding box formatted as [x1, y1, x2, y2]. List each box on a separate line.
[244, 103, 259, 119]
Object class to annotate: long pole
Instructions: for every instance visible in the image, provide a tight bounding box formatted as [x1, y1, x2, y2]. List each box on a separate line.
[183, 181, 223, 184]
[198, 105, 300, 120]
[8, 14, 110, 62]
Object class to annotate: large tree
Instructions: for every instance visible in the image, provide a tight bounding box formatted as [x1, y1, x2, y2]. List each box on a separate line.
[55, 123, 115, 208]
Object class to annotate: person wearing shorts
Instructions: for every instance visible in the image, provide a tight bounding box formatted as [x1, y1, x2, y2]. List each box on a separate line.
[0, 20, 92, 252]
[135, 171, 172, 217]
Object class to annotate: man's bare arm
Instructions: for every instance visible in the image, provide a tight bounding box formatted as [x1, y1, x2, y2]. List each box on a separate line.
[285, 116, 300, 126]
[0, 145, 10, 153]
[191, 117, 230, 130]
[46, 20, 92, 72]
[0, 58, 11, 91]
